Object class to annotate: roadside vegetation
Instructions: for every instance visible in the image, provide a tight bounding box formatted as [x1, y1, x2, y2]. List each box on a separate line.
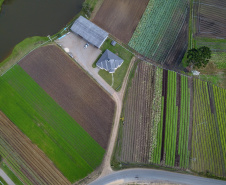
[0, 176, 7, 185]
[0, 163, 23, 185]
[94, 38, 134, 91]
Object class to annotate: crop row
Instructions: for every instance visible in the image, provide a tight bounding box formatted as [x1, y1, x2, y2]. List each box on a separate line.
[0, 65, 105, 182]
[213, 85, 226, 171]
[149, 67, 163, 164]
[164, 71, 178, 167]
[129, 0, 188, 63]
[191, 79, 225, 177]
[178, 75, 190, 168]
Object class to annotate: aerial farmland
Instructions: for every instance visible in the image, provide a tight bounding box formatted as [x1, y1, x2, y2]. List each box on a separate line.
[0, 0, 226, 184]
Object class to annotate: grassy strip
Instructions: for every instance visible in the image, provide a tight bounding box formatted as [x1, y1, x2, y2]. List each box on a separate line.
[0, 36, 49, 75]
[0, 0, 4, 12]
[0, 177, 7, 185]
[0, 65, 105, 182]
[97, 38, 134, 91]
[0, 163, 23, 185]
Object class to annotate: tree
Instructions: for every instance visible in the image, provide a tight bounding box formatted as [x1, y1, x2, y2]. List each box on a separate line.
[185, 46, 211, 70]
[82, 2, 92, 18]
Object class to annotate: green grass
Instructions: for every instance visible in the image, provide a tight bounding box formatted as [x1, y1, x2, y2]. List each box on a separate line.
[199, 75, 221, 86]
[0, 176, 7, 185]
[0, 0, 4, 12]
[210, 52, 226, 69]
[0, 163, 23, 185]
[96, 38, 134, 91]
[0, 65, 105, 182]
[195, 37, 226, 50]
[0, 36, 49, 75]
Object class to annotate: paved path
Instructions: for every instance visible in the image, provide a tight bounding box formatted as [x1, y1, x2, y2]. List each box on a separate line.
[89, 168, 226, 185]
[0, 169, 15, 185]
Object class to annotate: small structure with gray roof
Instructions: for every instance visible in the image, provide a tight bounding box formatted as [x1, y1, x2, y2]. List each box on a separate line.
[70, 16, 108, 48]
[96, 49, 124, 73]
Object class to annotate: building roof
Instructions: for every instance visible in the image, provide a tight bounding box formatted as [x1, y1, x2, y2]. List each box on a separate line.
[70, 16, 108, 48]
[96, 50, 124, 73]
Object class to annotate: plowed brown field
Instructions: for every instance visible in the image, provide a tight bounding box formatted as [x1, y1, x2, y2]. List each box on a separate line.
[0, 111, 70, 185]
[19, 45, 115, 149]
[92, 0, 149, 43]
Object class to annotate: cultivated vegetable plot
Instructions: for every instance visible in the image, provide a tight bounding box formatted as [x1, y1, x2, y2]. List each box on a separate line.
[192, 79, 226, 177]
[129, 0, 188, 65]
[194, 0, 226, 38]
[0, 65, 106, 182]
[114, 62, 192, 168]
[0, 111, 70, 185]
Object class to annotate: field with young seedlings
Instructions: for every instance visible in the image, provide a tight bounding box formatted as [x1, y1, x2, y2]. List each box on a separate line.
[114, 62, 192, 169]
[0, 112, 70, 185]
[113, 61, 226, 178]
[191, 79, 226, 177]
[129, 0, 189, 67]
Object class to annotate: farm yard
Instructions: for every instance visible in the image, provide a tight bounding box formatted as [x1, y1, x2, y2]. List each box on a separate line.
[193, 0, 226, 38]
[92, 0, 149, 43]
[113, 61, 226, 178]
[129, 0, 189, 67]
[0, 111, 70, 185]
[19, 45, 115, 150]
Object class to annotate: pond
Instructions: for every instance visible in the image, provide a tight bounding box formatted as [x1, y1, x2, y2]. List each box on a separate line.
[0, 0, 84, 62]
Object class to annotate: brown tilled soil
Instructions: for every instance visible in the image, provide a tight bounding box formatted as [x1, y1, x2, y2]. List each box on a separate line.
[119, 62, 155, 163]
[19, 45, 115, 150]
[0, 112, 70, 185]
[92, 0, 149, 43]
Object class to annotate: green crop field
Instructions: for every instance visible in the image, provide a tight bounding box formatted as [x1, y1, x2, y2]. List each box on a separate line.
[129, 0, 188, 64]
[0, 65, 105, 182]
[164, 71, 178, 166]
[192, 78, 226, 177]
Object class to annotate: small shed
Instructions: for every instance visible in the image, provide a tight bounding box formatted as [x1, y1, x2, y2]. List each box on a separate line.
[111, 40, 117, 46]
[70, 16, 108, 48]
[96, 49, 124, 73]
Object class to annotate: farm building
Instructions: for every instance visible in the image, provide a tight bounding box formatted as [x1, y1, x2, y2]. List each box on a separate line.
[96, 49, 124, 73]
[70, 16, 108, 48]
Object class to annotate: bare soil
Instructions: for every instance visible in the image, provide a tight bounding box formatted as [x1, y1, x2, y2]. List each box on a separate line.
[93, 0, 149, 43]
[0, 111, 70, 185]
[19, 45, 115, 149]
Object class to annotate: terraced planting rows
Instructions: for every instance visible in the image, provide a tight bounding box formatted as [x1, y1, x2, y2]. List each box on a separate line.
[129, 0, 188, 66]
[114, 62, 192, 169]
[0, 65, 105, 182]
[191, 79, 226, 177]
[0, 111, 70, 185]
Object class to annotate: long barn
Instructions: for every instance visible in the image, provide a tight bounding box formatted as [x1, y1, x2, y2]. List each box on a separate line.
[70, 16, 108, 48]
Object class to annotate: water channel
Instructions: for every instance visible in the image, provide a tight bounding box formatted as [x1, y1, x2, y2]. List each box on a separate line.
[0, 0, 84, 62]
